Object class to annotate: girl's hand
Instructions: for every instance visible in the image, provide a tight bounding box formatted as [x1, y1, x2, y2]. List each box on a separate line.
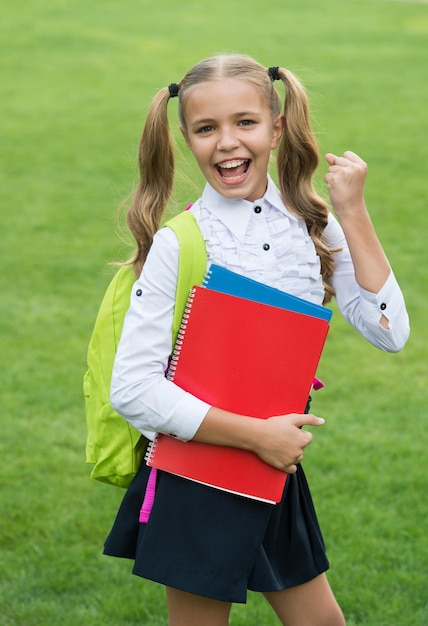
[254, 413, 325, 473]
[324, 151, 368, 219]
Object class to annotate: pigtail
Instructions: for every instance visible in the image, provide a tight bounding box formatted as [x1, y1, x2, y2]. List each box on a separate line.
[125, 88, 176, 276]
[275, 68, 336, 303]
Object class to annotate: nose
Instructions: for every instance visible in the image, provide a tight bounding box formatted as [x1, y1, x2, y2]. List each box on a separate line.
[217, 125, 240, 151]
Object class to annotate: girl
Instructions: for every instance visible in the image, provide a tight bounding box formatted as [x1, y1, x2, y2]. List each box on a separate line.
[104, 54, 409, 626]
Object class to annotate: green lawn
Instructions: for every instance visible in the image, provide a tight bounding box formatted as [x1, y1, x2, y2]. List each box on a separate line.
[1, 0, 427, 624]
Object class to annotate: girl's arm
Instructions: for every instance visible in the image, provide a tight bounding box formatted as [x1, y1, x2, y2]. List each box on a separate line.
[194, 407, 325, 474]
[110, 227, 211, 442]
[324, 151, 404, 331]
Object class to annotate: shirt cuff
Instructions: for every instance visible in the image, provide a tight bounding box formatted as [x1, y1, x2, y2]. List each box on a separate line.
[359, 270, 403, 326]
[161, 392, 212, 441]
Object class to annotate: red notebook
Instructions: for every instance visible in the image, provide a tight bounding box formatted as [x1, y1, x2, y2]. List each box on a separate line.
[146, 286, 330, 504]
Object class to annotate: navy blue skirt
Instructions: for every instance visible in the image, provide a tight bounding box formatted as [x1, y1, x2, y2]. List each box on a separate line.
[103, 453, 329, 603]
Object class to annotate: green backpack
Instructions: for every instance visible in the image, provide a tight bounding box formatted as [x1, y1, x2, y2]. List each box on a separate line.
[84, 210, 207, 488]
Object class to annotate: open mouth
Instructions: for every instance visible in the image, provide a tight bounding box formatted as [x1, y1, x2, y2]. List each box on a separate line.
[215, 159, 250, 182]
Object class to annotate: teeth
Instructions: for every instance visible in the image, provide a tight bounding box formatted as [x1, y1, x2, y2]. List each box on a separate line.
[218, 159, 246, 169]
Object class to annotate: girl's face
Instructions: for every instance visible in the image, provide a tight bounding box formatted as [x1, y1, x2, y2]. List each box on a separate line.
[181, 78, 284, 202]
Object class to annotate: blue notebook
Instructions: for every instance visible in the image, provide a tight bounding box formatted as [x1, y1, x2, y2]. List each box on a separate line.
[203, 264, 333, 322]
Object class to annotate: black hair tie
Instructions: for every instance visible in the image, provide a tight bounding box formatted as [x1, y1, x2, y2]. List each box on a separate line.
[268, 66, 281, 82]
[168, 83, 180, 98]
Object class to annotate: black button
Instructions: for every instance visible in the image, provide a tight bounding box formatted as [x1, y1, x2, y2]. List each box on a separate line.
[263, 243, 270, 251]
[380, 302, 387, 311]
[254, 205, 262, 214]
[136, 289, 142, 296]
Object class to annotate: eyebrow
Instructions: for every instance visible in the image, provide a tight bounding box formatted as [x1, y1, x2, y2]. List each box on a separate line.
[189, 117, 216, 127]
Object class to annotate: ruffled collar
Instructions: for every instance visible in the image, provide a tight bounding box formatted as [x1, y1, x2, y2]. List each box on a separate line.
[200, 175, 298, 241]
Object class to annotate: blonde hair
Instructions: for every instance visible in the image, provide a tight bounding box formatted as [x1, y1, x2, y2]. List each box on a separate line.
[124, 53, 336, 302]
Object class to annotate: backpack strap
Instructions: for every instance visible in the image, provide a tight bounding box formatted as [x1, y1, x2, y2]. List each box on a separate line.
[165, 210, 207, 343]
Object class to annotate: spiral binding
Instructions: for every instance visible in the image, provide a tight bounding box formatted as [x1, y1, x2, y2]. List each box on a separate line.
[144, 438, 158, 464]
[202, 268, 212, 287]
[167, 287, 197, 381]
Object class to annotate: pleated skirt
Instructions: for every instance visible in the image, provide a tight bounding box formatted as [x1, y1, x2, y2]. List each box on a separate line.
[103, 456, 329, 603]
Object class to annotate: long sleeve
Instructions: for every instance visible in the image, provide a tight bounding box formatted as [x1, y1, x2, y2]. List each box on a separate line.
[110, 227, 211, 441]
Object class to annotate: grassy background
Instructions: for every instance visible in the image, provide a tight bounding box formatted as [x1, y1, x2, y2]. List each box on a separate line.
[1, 0, 427, 624]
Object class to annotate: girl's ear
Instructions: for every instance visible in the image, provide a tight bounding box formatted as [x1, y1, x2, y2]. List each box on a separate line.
[271, 114, 285, 149]
[180, 126, 192, 149]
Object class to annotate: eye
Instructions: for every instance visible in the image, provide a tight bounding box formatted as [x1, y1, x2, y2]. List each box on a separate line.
[196, 125, 215, 134]
[239, 119, 255, 127]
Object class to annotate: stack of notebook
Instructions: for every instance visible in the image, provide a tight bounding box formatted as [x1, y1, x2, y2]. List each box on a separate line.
[146, 265, 332, 504]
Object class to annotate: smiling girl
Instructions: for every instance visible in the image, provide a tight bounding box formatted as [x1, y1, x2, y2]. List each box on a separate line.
[103, 54, 409, 625]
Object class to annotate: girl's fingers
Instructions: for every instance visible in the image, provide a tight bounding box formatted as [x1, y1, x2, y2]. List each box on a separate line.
[326, 151, 366, 169]
[343, 150, 365, 164]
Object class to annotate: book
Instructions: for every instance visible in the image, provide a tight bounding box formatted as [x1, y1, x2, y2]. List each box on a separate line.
[204, 265, 330, 391]
[146, 285, 330, 504]
[204, 264, 333, 322]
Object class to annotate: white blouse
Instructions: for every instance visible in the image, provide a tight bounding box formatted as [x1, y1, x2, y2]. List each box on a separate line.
[111, 177, 410, 442]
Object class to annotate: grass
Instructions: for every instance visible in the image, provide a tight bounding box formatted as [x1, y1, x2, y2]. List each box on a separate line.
[1, 0, 427, 624]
